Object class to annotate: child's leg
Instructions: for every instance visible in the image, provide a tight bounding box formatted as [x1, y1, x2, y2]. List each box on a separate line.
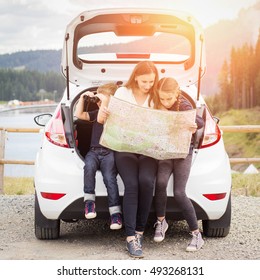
[155, 159, 173, 218]
[83, 150, 99, 202]
[153, 159, 172, 242]
[100, 150, 121, 211]
[100, 150, 122, 229]
[172, 155, 198, 231]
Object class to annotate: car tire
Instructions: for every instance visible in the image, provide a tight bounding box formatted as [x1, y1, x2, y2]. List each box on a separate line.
[202, 193, 231, 237]
[34, 193, 60, 240]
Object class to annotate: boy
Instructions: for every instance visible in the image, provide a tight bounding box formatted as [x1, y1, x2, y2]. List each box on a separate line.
[75, 83, 122, 230]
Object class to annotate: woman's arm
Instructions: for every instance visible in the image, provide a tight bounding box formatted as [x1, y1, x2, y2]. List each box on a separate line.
[97, 94, 110, 124]
[96, 86, 126, 124]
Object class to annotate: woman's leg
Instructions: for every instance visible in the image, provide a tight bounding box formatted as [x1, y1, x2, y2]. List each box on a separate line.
[135, 155, 158, 233]
[172, 155, 198, 231]
[115, 152, 139, 237]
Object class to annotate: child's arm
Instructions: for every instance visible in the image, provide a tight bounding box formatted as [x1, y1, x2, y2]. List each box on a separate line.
[74, 92, 94, 121]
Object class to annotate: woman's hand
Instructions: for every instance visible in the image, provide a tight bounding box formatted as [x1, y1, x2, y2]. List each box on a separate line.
[187, 123, 198, 134]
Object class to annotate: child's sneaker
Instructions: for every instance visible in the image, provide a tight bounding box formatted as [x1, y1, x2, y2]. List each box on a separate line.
[153, 219, 168, 242]
[110, 213, 122, 230]
[85, 200, 97, 219]
[186, 231, 204, 252]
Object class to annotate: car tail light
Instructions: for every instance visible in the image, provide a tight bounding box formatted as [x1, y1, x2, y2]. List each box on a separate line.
[45, 105, 69, 148]
[200, 109, 221, 148]
[41, 192, 66, 200]
[203, 193, 226, 201]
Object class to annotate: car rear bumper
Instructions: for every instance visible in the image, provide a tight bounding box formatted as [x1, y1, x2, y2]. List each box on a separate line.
[35, 138, 231, 221]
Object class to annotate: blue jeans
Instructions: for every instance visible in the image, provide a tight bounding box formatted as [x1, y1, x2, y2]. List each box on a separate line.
[84, 147, 121, 214]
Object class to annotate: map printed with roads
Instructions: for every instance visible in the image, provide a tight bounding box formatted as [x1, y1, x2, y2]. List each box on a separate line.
[100, 96, 196, 160]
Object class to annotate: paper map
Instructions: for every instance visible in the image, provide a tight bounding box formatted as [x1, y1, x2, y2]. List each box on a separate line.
[99, 96, 196, 160]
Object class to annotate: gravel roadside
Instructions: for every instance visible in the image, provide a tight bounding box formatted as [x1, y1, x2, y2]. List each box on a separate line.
[0, 194, 259, 260]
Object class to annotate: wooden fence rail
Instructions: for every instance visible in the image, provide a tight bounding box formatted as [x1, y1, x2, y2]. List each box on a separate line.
[0, 125, 260, 193]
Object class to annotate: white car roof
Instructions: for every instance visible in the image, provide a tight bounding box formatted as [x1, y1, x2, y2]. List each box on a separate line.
[61, 7, 206, 88]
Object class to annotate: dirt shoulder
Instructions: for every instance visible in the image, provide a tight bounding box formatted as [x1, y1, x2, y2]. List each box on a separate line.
[0, 194, 259, 260]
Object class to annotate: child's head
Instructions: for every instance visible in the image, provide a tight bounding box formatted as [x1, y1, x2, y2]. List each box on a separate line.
[154, 77, 181, 110]
[97, 83, 118, 97]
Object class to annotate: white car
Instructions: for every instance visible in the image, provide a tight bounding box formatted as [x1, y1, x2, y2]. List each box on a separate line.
[34, 7, 232, 239]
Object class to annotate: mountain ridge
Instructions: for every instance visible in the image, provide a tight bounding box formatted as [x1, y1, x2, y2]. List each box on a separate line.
[0, 2, 259, 96]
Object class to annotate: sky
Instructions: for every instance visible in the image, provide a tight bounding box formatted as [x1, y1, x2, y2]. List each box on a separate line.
[0, 0, 258, 54]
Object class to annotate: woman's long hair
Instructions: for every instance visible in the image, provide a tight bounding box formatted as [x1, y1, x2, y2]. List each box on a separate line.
[125, 60, 159, 106]
[154, 77, 181, 110]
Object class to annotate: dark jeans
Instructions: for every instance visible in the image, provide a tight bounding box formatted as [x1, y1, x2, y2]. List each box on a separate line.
[155, 154, 198, 231]
[115, 152, 157, 237]
[84, 147, 120, 210]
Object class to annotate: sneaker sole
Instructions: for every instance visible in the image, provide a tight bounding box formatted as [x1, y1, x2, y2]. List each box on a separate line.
[125, 247, 144, 259]
[186, 240, 205, 252]
[110, 224, 122, 230]
[153, 224, 169, 242]
[85, 212, 97, 219]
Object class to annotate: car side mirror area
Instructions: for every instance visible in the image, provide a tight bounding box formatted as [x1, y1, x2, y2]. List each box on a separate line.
[34, 113, 52, 127]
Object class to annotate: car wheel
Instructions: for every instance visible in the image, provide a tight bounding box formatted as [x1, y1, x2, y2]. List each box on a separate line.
[202, 193, 231, 237]
[34, 193, 60, 239]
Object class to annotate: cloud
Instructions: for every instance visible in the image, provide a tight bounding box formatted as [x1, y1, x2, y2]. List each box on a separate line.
[0, 0, 71, 53]
[0, 0, 258, 54]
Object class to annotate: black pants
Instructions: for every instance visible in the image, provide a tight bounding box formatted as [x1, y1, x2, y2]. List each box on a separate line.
[115, 152, 157, 237]
[155, 154, 198, 231]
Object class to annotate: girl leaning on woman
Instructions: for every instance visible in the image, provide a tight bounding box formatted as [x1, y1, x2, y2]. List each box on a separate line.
[98, 61, 204, 258]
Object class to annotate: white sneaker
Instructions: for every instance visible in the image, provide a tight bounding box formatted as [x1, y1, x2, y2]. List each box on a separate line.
[186, 231, 204, 252]
[153, 219, 168, 242]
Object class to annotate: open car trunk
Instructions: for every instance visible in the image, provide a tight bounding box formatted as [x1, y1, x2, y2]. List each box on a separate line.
[72, 87, 197, 160]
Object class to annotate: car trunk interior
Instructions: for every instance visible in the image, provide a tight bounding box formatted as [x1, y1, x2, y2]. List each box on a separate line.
[72, 87, 196, 160]
[72, 87, 99, 160]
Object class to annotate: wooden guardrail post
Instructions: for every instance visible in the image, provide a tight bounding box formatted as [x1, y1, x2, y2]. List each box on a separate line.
[0, 129, 5, 194]
[0, 127, 40, 194]
[220, 125, 260, 133]
[0, 125, 259, 194]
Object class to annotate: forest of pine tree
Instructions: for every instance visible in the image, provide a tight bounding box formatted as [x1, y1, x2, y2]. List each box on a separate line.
[1, 30, 260, 112]
[0, 69, 65, 102]
[206, 29, 260, 114]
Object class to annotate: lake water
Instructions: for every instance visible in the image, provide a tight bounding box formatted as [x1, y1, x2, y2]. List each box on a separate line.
[0, 106, 55, 177]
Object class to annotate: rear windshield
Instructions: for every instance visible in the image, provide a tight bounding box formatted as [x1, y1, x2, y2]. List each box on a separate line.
[77, 31, 191, 63]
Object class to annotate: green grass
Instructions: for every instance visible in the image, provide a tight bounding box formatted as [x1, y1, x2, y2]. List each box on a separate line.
[217, 107, 260, 171]
[3, 177, 34, 195]
[217, 107, 260, 125]
[2, 174, 260, 197]
[231, 173, 260, 197]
